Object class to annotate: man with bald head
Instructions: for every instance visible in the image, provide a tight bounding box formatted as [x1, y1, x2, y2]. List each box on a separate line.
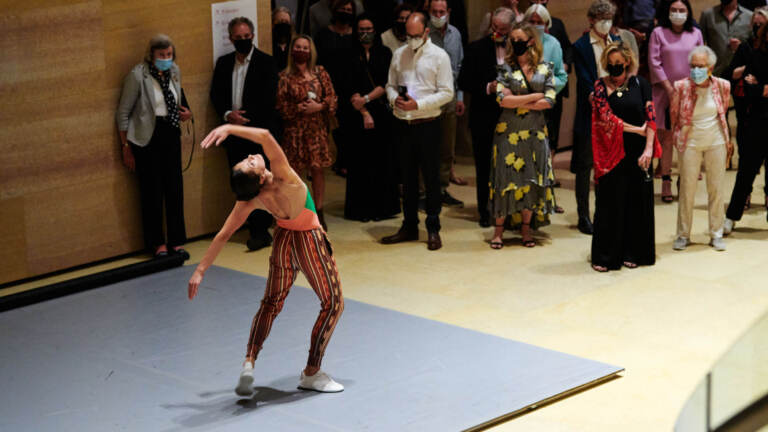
[458, 7, 514, 227]
[382, 12, 454, 251]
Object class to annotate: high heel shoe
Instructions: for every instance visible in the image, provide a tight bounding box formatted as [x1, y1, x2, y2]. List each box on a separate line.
[661, 176, 673, 203]
[490, 224, 504, 250]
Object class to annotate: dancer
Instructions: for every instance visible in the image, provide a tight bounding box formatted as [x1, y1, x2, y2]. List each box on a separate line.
[188, 124, 344, 396]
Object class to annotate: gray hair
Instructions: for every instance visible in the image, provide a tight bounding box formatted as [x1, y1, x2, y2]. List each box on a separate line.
[228, 16, 255, 36]
[688, 45, 717, 68]
[524, 4, 552, 30]
[272, 6, 292, 23]
[492, 7, 516, 28]
[587, 0, 617, 19]
[144, 34, 175, 63]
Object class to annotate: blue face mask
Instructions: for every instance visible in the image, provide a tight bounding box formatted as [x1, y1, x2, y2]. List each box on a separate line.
[154, 58, 173, 71]
[534, 24, 546, 35]
[690, 67, 709, 84]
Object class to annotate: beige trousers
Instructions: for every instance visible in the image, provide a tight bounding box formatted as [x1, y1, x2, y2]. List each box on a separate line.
[676, 144, 726, 240]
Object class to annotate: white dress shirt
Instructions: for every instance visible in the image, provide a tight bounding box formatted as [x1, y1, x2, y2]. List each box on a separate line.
[151, 78, 178, 116]
[225, 45, 254, 121]
[386, 38, 454, 121]
[590, 30, 609, 78]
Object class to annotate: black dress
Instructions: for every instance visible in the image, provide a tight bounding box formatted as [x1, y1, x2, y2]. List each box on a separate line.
[591, 76, 656, 270]
[341, 44, 400, 221]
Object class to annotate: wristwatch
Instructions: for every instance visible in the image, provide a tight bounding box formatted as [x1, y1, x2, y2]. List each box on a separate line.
[364, 94, 370, 104]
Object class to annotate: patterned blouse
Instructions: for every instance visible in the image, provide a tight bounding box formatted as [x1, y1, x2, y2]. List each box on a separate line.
[669, 76, 730, 153]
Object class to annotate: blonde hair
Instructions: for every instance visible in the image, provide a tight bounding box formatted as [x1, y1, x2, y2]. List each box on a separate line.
[600, 41, 637, 74]
[284, 35, 318, 75]
[505, 23, 542, 68]
[144, 34, 176, 64]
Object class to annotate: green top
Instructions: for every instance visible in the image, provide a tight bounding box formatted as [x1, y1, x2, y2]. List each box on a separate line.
[304, 184, 317, 213]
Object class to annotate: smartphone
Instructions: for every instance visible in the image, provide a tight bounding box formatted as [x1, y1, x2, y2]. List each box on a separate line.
[398, 85, 409, 100]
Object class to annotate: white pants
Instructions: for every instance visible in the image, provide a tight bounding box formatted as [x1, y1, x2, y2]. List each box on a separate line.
[676, 144, 726, 240]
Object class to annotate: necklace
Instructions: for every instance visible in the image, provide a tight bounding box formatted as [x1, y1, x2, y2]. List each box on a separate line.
[611, 78, 629, 98]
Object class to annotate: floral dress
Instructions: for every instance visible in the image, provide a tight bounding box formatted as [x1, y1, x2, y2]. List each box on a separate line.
[489, 62, 557, 228]
[276, 66, 338, 171]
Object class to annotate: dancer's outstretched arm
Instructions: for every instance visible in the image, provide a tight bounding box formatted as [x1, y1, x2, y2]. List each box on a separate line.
[201, 124, 296, 180]
[188, 199, 260, 299]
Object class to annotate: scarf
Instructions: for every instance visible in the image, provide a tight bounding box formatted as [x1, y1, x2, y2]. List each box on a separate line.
[148, 63, 180, 129]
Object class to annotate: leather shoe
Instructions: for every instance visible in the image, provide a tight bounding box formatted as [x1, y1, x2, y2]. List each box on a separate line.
[577, 217, 594, 235]
[381, 228, 418, 244]
[247, 232, 273, 251]
[427, 232, 442, 250]
[478, 218, 491, 228]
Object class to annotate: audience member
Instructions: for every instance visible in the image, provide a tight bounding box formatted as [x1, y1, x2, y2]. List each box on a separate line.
[700, 0, 753, 77]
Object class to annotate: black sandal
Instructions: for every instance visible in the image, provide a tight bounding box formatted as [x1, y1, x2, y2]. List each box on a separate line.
[661, 176, 674, 203]
[490, 224, 504, 250]
[521, 222, 536, 248]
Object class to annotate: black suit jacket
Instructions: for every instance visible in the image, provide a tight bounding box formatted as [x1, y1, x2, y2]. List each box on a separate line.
[210, 48, 279, 135]
[549, 17, 572, 98]
[458, 35, 501, 131]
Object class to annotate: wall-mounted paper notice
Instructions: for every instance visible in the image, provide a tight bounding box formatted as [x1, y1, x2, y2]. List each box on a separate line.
[211, 0, 258, 66]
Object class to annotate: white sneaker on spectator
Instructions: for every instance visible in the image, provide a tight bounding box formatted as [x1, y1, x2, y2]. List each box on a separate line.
[723, 218, 734, 236]
[710, 237, 726, 251]
[235, 362, 254, 396]
[673, 237, 690, 251]
[298, 370, 344, 393]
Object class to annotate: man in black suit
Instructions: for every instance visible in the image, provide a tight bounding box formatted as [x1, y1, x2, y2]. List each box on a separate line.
[211, 17, 280, 251]
[458, 7, 514, 227]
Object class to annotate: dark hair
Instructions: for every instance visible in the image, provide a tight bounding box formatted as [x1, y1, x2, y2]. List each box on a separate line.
[393, 3, 415, 20]
[231, 169, 262, 201]
[331, 0, 357, 16]
[656, 0, 695, 32]
[228, 17, 255, 37]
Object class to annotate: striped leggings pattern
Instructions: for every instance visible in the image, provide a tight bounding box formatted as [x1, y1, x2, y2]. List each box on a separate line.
[246, 227, 344, 368]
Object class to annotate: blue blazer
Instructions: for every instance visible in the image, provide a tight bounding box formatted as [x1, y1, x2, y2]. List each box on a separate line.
[571, 32, 622, 172]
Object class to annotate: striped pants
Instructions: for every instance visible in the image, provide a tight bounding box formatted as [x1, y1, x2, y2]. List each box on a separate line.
[246, 227, 343, 368]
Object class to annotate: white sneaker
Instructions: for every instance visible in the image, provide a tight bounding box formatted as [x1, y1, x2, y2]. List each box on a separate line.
[710, 237, 726, 251]
[723, 218, 734, 236]
[673, 237, 690, 251]
[298, 370, 344, 393]
[235, 362, 254, 396]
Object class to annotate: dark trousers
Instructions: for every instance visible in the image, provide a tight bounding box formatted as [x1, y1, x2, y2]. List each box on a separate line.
[398, 118, 442, 233]
[224, 136, 274, 237]
[575, 168, 592, 220]
[132, 120, 187, 250]
[735, 107, 768, 196]
[726, 120, 768, 221]
[470, 122, 494, 220]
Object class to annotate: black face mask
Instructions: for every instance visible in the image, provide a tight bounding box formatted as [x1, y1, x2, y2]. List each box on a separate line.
[394, 21, 406, 36]
[233, 38, 253, 55]
[607, 63, 625, 77]
[273, 23, 292, 43]
[334, 11, 354, 25]
[511, 40, 529, 56]
[720, 0, 732, 6]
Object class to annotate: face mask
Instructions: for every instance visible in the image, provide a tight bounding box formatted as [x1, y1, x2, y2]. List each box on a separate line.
[233, 38, 253, 55]
[594, 19, 612, 35]
[511, 40, 529, 56]
[491, 31, 508, 45]
[394, 21, 406, 37]
[690, 66, 709, 84]
[430, 14, 447, 28]
[534, 24, 546, 35]
[408, 35, 425, 51]
[359, 31, 375, 44]
[154, 58, 173, 71]
[606, 63, 625, 77]
[669, 12, 687, 26]
[292, 50, 310, 64]
[334, 11, 354, 25]
[273, 23, 292, 43]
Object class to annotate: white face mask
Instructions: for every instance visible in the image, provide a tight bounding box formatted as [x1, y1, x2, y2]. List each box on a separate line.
[430, 14, 447, 28]
[594, 19, 612, 35]
[669, 12, 687, 26]
[408, 35, 425, 51]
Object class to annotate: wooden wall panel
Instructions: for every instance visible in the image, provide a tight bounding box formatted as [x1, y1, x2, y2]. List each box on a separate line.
[0, 0, 271, 285]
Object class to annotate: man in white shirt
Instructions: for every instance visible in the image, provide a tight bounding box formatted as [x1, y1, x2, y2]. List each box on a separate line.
[211, 17, 280, 251]
[381, 12, 454, 251]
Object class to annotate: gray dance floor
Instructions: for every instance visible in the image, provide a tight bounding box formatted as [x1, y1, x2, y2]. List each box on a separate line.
[0, 266, 622, 431]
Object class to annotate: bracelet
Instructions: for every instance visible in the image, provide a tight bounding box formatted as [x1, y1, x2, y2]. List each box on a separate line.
[364, 94, 370, 104]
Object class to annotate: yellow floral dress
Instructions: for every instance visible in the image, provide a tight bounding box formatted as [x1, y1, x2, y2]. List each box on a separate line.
[489, 62, 557, 228]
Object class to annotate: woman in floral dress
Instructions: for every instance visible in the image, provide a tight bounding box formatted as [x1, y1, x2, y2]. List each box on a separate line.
[489, 23, 556, 249]
[277, 35, 338, 230]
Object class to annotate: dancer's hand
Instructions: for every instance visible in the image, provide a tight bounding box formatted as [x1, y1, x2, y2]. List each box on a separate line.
[188, 271, 203, 300]
[201, 125, 231, 149]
